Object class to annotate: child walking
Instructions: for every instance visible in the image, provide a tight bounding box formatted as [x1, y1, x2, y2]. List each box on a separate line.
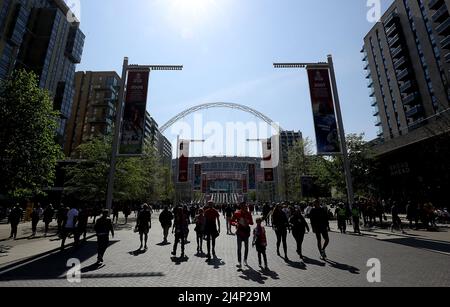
[252, 218, 268, 270]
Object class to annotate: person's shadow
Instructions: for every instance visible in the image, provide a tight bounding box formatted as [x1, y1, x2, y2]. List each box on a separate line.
[239, 266, 268, 285]
[260, 267, 280, 280]
[206, 257, 225, 269]
[303, 256, 326, 267]
[171, 256, 189, 265]
[195, 251, 207, 258]
[81, 262, 105, 273]
[128, 248, 147, 256]
[156, 241, 171, 246]
[286, 259, 307, 270]
[325, 259, 360, 274]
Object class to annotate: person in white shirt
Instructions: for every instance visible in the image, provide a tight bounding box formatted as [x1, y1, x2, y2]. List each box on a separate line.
[61, 206, 79, 251]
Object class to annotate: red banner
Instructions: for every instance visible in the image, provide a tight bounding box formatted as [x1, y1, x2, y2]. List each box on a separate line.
[201, 174, 207, 193]
[264, 168, 274, 182]
[178, 140, 189, 182]
[119, 70, 150, 155]
[307, 68, 341, 154]
[242, 174, 248, 193]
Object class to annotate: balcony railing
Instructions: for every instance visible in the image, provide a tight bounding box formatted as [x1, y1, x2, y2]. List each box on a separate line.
[391, 45, 403, 59]
[397, 68, 409, 80]
[441, 35, 450, 50]
[445, 52, 450, 63]
[436, 17, 450, 35]
[429, 0, 444, 10]
[384, 12, 398, 27]
[432, 4, 449, 23]
[399, 80, 413, 93]
[388, 34, 401, 47]
[402, 92, 419, 105]
[385, 24, 398, 37]
[405, 105, 424, 118]
[394, 56, 407, 70]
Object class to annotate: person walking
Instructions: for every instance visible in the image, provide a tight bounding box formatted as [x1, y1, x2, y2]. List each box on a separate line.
[56, 205, 67, 236]
[289, 208, 310, 260]
[262, 203, 271, 227]
[123, 204, 131, 224]
[136, 204, 151, 250]
[159, 206, 174, 244]
[77, 205, 89, 241]
[204, 201, 221, 260]
[61, 205, 79, 251]
[30, 204, 43, 237]
[309, 200, 330, 260]
[225, 204, 234, 235]
[43, 204, 55, 236]
[352, 203, 362, 235]
[336, 203, 347, 234]
[112, 203, 120, 224]
[406, 201, 417, 229]
[171, 207, 189, 258]
[232, 202, 254, 269]
[252, 217, 268, 270]
[272, 204, 289, 260]
[94, 210, 114, 265]
[8, 204, 23, 240]
[194, 208, 206, 254]
[391, 202, 406, 234]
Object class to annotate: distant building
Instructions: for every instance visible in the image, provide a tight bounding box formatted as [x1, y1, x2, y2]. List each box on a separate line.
[144, 111, 172, 169]
[278, 130, 303, 201]
[0, 0, 85, 147]
[362, 0, 450, 205]
[64, 71, 121, 157]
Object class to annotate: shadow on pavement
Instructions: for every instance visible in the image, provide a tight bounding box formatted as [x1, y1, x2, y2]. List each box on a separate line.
[260, 268, 279, 280]
[156, 242, 171, 246]
[239, 266, 268, 285]
[303, 256, 326, 267]
[171, 256, 189, 265]
[128, 249, 147, 256]
[286, 259, 307, 270]
[0, 241, 117, 281]
[206, 257, 225, 269]
[81, 262, 105, 273]
[383, 237, 450, 255]
[325, 260, 360, 274]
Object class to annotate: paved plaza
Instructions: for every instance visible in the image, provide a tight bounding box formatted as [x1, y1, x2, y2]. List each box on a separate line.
[0, 213, 449, 287]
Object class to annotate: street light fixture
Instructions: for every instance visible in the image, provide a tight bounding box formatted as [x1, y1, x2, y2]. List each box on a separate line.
[274, 55, 355, 207]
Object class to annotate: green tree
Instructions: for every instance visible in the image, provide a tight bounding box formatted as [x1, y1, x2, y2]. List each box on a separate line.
[64, 135, 172, 205]
[0, 70, 63, 200]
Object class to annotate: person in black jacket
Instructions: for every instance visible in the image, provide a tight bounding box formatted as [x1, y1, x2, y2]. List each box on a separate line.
[272, 204, 289, 260]
[289, 208, 310, 260]
[159, 206, 174, 244]
[94, 210, 114, 264]
[43, 204, 55, 236]
[309, 199, 330, 260]
[9, 204, 23, 240]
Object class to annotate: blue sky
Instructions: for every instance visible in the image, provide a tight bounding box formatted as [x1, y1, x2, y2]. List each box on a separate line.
[75, 0, 393, 157]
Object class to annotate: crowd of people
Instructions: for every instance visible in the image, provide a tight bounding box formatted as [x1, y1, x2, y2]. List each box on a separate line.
[2, 197, 448, 268]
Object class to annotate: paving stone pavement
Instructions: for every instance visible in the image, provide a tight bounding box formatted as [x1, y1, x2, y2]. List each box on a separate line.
[0, 213, 449, 287]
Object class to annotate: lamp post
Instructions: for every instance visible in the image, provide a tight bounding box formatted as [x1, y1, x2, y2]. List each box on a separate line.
[274, 54, 355, 207]
[106, 57, 183, 213]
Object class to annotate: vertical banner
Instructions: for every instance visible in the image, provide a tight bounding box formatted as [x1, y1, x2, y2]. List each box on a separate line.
[242, 174, 248, 194]
[248, 164, 256, 190]
[307, 68, 341, 155]
[264, 168, 274, 182]
[261, 139, 274, 182]
[194, 164, 202, 190]
[178, 140, 189, 182]
[119, 70, 150, 155]
[201, 174, 207, 193]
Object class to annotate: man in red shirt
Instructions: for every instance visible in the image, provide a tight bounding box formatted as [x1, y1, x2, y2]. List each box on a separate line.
[204, 201, 221, 260]
[232, 202, 254, 269]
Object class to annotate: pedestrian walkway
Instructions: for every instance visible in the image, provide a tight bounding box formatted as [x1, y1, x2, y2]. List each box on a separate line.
[0, 213, 449, 287]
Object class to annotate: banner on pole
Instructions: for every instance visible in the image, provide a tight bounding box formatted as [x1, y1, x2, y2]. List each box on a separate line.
[178, 140, 189, 182]
[201, 174, 207, 193]
[307, 68, 341, 155]
[248, 164, 256, 190]
[194, 164, 202, 190]
[119, 70, 150, 155]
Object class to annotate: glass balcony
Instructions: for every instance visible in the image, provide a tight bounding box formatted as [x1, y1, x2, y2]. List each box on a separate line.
[391, 45, 403, 59]
[440, 35, 450, 50]
[385, 24, 397, 37]
[429, 0, 444, 10]
[384, 12, 398, 27]
[436, 17, 450, 35]
[405, 105, 424, 118]
[445, 52, 450, 63]
[394, 56, 407, 70]
[399, 80, 413, 93]
[397, 68, 409, 81]
[388, 34, 401, 47]
[402, 92, 419, 106]
[432, 4, 449, 23]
